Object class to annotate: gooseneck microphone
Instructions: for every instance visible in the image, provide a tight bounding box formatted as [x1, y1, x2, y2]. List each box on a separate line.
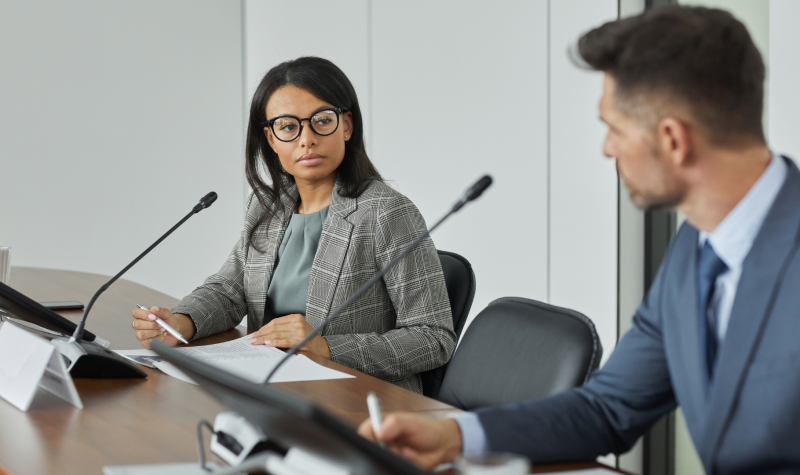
[452, 175, 492, 212]
[264, 176, 492, 383]
[53, 192, 218, 378]
[71, 192, 217, 343]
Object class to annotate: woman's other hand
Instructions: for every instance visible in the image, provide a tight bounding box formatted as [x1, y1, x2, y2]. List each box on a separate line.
[247, 314, 331, 359]
[131, 306, 195, 349]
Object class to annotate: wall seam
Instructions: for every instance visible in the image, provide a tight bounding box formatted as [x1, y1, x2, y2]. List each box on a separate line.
[367, 0, 374, 157]
[616, 0, 622, 347]
[615, 14, 622, 475]
[241, 0, 248, 219]
[546, 0, 552, 304]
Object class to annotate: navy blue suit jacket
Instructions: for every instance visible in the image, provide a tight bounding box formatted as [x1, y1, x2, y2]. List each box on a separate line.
[476, 157, 800, 474]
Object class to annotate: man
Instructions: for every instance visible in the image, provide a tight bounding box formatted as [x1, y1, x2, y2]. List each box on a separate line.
[358, 6, 800, 474]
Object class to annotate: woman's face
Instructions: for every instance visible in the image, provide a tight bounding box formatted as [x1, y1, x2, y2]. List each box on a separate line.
[264, 85, 353, 186]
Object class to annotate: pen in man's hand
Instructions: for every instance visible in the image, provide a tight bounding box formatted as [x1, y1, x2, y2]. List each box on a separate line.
[136, 304, 189, 344]
[367, 391, 386, 448]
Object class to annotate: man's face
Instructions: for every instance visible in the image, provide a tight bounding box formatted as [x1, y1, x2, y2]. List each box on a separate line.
[599, 75, 685, 210]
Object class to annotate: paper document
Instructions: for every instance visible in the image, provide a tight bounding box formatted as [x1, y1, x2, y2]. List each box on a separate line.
[153, 361, 197, 384]
[114, 349, 162, 368]
[124, 336, 354, 384]
[102, 462, 220, 475]
[179, 335, 286, 361]
[540, 469, 620, 474]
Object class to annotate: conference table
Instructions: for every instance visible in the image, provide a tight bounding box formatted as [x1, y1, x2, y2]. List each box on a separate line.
[0, 268, 626, 475]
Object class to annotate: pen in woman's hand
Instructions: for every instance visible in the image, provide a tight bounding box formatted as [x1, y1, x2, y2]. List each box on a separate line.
[136, 304, 189, 344]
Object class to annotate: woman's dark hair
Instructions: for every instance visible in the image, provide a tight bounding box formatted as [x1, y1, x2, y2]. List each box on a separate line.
[578, 5, 765, 146]
[245, 56, 382, 249]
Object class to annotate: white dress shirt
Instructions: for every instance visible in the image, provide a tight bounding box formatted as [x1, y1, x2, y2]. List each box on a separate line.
[700, 153, 786, 342]
[453, 153, 787, 457]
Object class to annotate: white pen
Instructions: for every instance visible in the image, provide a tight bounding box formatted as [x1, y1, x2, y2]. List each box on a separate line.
[136, 304, 189, 345]
[367, 391, 386, 448]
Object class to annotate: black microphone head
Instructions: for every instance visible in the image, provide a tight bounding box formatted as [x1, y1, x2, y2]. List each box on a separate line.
[465, 175, 493, 202]
[193, 192, 218, 214]
[200, 192, 218, 209]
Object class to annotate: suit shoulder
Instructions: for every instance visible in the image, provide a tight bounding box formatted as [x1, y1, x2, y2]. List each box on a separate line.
[244, 192, 266, 221]
[243, 191, 287, 231]
[346, 181, 425, 229]
[357, 180, 415, 209]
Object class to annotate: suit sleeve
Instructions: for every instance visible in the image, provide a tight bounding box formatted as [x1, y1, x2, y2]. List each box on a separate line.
[474, 250, 678, 463]
[325, 194, 457, 381]
[170, 197, 258, 340]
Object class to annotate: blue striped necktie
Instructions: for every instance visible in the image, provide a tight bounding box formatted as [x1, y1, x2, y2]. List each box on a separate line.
[697, 240, 728, 381]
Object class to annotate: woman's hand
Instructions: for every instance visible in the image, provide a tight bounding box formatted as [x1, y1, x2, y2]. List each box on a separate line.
[247, 314, 331, 359]
[131, 306, 195, 349]
[357, 413, 463, 469]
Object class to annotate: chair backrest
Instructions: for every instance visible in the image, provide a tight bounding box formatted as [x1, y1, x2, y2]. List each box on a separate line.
[420, 250, 476, 399]
[436, 251, 476, 339]
[437, 297, 602, 411]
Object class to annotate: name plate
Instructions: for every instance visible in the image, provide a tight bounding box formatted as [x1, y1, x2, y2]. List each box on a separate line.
[0, 321, 82, 411]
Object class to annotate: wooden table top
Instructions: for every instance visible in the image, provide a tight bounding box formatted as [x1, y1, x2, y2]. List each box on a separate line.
[0, 267, 626, 474]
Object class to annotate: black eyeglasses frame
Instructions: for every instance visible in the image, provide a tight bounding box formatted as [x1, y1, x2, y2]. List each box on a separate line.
[265, 107, 347, 142]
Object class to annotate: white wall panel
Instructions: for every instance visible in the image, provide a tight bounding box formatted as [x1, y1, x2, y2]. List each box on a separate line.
[0, 0, 624, 356]
[244, 0, 370, 160]
[243, 0, 620, 358]
[0, 0, 244, 300]
[617, 9, 647, 475]
[371, 0, 550, 326]
[769, 0, 800, 163]
[549, 0, 619, 362]
[682, 0, 770, 135]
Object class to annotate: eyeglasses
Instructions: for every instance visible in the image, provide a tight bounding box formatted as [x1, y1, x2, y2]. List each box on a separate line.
[265, 107, 346, 142]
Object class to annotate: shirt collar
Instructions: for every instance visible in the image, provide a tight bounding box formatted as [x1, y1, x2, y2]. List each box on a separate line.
[699, 152, 787, 270]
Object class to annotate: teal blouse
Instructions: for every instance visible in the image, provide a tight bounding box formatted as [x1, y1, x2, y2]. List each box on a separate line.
[265, 206, 329, 319]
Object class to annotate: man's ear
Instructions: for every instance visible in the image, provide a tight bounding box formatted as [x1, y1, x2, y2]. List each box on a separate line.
[656, 117, 692, 167]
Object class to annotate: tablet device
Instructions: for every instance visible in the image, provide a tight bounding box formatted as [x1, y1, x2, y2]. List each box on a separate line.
[0, 281, 97, 342]
[151, 342, 428, 475]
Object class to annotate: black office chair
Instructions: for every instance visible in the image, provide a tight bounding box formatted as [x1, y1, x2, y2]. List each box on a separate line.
[437, 297, 602, 410]
[420, 250, 476, 399]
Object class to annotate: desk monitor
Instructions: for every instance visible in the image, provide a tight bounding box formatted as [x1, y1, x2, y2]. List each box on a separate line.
[0, 281, 97, 342]
[151, 342, 428, 475]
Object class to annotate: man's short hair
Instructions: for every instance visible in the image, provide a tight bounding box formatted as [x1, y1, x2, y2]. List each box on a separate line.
[578, 5, 765, 146]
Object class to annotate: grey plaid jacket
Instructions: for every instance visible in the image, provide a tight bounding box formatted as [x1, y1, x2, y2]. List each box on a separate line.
[171, 180, 456, 393]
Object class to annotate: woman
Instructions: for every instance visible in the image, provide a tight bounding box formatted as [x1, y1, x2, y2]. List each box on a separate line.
[131, 57, 455, 392]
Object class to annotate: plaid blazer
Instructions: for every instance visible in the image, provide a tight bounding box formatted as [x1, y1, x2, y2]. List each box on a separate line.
[172, 180, 456, 393]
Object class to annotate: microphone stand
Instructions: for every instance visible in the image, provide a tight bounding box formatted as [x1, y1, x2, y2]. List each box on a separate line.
[52, 192, 218, 378]
[264, 176, 492, 383]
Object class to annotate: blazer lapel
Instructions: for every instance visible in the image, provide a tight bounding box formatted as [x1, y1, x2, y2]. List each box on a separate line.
[698, 157, 800, 464]
[667, 224, 710, 411]
[305, 182, 357, 330]
[247, 187, 297, 328]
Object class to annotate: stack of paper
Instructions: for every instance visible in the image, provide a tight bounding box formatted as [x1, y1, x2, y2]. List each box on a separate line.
[115, 336, 353, 384]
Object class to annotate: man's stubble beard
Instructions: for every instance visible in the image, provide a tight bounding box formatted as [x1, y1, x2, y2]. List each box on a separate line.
[620, 149, 686, 212]
[629, 187, 683, 211]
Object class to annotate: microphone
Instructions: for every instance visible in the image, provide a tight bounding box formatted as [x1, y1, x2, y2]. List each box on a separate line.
[264, 175, 493, 383]
[452, 175, 492, 212]
[52, 192, 218, 378]
[194, 192, 218, 213]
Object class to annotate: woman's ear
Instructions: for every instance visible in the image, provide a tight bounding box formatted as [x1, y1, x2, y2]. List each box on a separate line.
[264, 126, 277, 151]
[343, 111, 354, 141]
